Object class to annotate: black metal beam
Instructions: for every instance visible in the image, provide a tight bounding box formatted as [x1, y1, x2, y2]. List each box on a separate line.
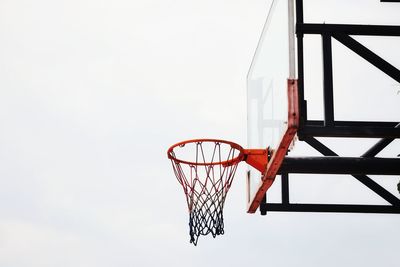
[299, 125, 400, 138]
[296, 0, 307, 125]
[305, 120, 399, 127]
[297, 23, 400, 36]
[279, 157, 400, 175]
[260, 193, 267, 216]
[295, 0, 303, 24]
[261, 203, 400, 214]
[322, 34, 335, 126]
[333, 34, 400, 83]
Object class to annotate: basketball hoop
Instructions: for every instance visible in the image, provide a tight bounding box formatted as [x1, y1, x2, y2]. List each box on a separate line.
[167, 139, 244, 245]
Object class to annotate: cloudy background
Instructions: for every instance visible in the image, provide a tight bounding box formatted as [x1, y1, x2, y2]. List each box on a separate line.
[0, 0, 399, 266]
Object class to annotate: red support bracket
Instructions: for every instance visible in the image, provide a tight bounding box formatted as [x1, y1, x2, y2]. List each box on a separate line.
[243, 149, 269, 173]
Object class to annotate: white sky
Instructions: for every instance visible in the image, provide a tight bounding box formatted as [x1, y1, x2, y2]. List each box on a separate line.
[0, 0, 399, 266]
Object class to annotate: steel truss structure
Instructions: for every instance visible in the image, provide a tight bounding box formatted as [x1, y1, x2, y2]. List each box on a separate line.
[260, 0, 400, 215]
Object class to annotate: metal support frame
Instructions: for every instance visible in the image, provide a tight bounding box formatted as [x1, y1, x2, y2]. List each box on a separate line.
[260, 0, 400, 215]
[296, 22, 400, 139]
[260, 136, 400, 214]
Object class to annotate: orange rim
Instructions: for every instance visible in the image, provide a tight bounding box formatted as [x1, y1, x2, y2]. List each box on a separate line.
[167, 139, 244, 166]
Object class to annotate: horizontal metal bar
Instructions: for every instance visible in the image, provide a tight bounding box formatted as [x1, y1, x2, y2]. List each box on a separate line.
[278, 157, 400, 175]
[305, 120, 399, 127]
[261, 203, 400, 213]
[297, 23, 400, 36]
[298, 125, 400, 138]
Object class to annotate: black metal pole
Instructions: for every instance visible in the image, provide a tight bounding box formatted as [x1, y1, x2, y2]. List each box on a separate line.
[260, 193, 267, 216]
[281, 173, 289, 205]
[322, 34, 334, 127]
[297, 24, 400, 36]
[279, 157, 400, 175]
[296, 0, 307, 125]
[300, 125, 400, 138]
[264, 204, 400, 214]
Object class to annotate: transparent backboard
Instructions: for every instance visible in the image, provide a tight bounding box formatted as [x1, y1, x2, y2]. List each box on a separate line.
[246, 0, 296, 206]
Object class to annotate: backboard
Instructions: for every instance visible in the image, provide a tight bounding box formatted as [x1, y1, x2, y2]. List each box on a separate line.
[246, 0, 298, 213]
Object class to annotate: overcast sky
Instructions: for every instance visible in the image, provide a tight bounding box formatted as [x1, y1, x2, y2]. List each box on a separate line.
[0, 0, 399, 266]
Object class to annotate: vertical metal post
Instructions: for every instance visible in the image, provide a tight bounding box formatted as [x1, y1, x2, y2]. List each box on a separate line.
[322, 34, 334, 127]
[296, 0, 307, 125]
[281, 173, 290, 204]
[260, 193, 267, 215]
[288, 0, 296, 79]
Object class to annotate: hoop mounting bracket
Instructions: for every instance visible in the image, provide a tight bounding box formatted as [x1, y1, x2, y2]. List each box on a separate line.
[243, 149, 269, 173]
